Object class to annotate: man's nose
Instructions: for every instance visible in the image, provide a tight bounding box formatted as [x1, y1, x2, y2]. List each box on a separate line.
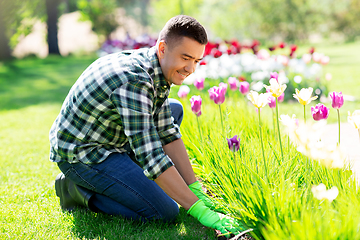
[185, 61, 196, 74]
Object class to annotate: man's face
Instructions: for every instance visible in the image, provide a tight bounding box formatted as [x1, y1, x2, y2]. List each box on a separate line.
[158, 37, 205, 86]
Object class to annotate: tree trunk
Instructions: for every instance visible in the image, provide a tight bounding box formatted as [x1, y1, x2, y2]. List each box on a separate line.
[46, 0, 60, 55]
[0, 4, 12, 60]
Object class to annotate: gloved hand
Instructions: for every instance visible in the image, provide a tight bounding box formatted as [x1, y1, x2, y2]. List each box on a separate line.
[188, 181, 215, 209]
[188, 199, 245, 235]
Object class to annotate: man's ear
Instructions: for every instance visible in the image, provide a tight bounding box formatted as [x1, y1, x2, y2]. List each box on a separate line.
[158, 40, 166, 59]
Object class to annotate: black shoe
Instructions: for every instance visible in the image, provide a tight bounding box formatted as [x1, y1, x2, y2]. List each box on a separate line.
[55, 173, 95, 212]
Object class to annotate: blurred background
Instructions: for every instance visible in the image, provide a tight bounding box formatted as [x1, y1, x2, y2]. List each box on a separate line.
[0, 0, 359, 60]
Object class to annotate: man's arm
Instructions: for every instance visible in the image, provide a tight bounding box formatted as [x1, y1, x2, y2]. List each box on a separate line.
[154, 138, 198, 210]
[162, 138, 197, 185]
[154, 165, 198, 210]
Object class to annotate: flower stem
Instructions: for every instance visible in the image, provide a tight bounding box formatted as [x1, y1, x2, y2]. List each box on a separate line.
[272, 108, 276, 138]
[276, 98, 284, 160]
[219, 105, 224, 130]
[337, 109, 341, 145]
[304, 105, 306, 123]
[258, 108, 267, 178]
[196, 116, 203, 142]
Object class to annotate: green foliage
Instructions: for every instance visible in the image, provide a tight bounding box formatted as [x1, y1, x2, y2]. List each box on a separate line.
[150, 0, 360, 43]
[174, 85, 360, 239]
[77, 0, 119, 40]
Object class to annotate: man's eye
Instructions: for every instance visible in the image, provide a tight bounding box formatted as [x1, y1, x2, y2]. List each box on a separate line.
[183, 57, 189, 61]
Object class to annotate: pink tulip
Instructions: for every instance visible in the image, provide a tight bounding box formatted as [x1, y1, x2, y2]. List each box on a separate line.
[228, 77, 238, 91]
[219, 82, 228, 91]
[190, 95, 202, 116]
[194, 78, 205, 90]
[239, 81, 250, 95]
[321, 56, 330, 65]
[270, 72, 279, 81]
[311, 103, 329, 121]
[268, 96, 276, 109]
[325, 73, 332, 81]
[278, 93, 285, 102]
[227, 135, 240, 152]
[208, 85, 226, 105]
[329, 92, 344, 109]
[177, 85, 190, 98]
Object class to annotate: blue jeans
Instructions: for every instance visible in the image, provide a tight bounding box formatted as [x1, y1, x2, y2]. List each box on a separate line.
[57, 98, 183, 222]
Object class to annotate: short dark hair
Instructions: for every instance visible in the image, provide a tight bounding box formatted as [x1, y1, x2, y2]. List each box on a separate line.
[158, 15, 208, 47]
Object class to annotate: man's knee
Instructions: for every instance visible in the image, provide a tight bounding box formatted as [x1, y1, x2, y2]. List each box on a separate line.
[159, 200, 179, 222]
[169, 98, 184, 126]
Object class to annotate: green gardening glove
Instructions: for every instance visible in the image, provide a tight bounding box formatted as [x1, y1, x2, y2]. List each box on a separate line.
[188, 181, 215, 210]
[188, 199, 246, 236]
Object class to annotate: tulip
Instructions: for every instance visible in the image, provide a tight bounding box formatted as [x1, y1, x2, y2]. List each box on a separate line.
[219, 82, 228, 91]
[329, 92, 344, 109]
[268, 96, 276, 109]
[264, 78, 287, 98]
[278, 93, 285, 102]
[320, 56, 330, 65]
[348, 110, 360, 130]
[227, 135, 240, 152]
[177, 85, 190, 98]
[239, 81, 250, 95]
[311, 184, 339, 202]
[278, 42, 286, 49]
[348, 110, 360, 142]
[284, 120, 346, 169]
[302, 53, 312, 64]
[293, 87, 318, 123]
[330, 91, 344, 145]
[247, 91, 270, 109]
[190, 95, 202, 116]
[270, 72, 279, 81]
[228, 77, 238, 91]
[208, 85, 226, 105]
[209, 83, 227, 129]
[293, 88, 318, 105]
[311, 104, 329, 121]
[325, 73, 332, 81]
[190, 95, 203, 140]
[194, 78, 205, 90]
[238, 76, 246, 82]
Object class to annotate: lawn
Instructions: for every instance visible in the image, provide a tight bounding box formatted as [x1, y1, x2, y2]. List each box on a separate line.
[0, 40, 359, 239]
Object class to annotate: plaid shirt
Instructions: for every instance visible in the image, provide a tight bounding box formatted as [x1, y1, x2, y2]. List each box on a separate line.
[49, 47, 181, 180]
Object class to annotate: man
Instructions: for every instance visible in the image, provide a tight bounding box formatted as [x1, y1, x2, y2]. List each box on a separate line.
[50, 15, 244, 235]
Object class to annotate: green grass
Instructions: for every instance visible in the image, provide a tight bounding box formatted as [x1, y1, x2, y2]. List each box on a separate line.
[0, 40, 359, 239]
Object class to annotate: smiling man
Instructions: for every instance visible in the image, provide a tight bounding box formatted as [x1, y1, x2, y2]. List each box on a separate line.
[50, 15, 244, 236]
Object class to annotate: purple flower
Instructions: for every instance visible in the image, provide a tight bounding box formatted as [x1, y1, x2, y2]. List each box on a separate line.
[227, 135, 240, 152]
[311, 103, 329, 121]
[228, 77, 238, 91]
[270, 72, 279, 81]
[190, 95, 202, 116]
[208, 84, 227, 105]
[329, 91, 344, 109]
[268, 96, 276, 109]
[239, 81, 250, 95]
[194, 78, 205, 90]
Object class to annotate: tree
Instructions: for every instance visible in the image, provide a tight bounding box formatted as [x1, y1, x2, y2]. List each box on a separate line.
[46, 0, 61, 54]
[0, 1, 12, 60]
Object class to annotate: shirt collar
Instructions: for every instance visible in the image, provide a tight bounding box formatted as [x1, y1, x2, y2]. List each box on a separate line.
[148, 47, 170, 97]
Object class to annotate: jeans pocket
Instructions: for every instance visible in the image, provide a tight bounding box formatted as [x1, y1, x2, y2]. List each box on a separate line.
[63, 164, 96, 191]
